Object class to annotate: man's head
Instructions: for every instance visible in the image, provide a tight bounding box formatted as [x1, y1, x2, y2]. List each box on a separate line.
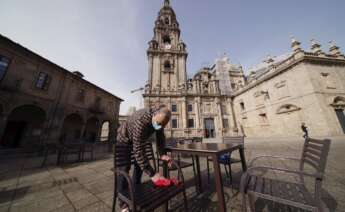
[152, 106, 171, 130]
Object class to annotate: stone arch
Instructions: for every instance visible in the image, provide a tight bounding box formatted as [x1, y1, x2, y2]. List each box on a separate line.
[276, 104, 301, 114]
[331, 96, 345, 107]
[100, 121, 110, 142]
[60, 113, 84, 143]
[162, 35, 171, 45]
[1, 104, 46, 148]
[83, 117, 100, 142]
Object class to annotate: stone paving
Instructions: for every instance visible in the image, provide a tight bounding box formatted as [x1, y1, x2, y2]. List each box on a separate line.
[0, 136, 344, 212]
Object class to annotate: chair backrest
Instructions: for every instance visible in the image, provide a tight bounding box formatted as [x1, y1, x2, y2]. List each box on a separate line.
[114, 142, 157, 171]
[300, 138, 331, 178]
[222, 136, 244, 146]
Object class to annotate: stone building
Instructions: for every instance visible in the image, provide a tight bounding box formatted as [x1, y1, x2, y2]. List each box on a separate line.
[0, 34, 123, 149]
[143, 0, 345, 138]
[233, 39, 345, 137]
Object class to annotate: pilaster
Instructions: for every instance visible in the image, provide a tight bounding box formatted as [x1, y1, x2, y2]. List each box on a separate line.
[216, 98, 223, 137]
[181, 97, 187, 129]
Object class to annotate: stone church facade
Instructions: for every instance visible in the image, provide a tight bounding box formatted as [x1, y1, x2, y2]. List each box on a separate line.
[143, 0, 345, 138]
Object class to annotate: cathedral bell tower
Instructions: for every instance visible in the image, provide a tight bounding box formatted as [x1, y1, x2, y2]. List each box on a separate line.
[145, 0, 188, 95]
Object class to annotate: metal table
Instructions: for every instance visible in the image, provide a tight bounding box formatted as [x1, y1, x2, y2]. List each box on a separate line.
[165, 142, 247, 212]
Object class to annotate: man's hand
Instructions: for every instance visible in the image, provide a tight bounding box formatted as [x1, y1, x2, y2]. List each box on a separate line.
[151, 173, 166, 182]
[151, 173, 172, 187]
[160, 155, 173, 168]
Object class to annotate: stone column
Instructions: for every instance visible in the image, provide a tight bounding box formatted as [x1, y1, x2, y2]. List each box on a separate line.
[40, 119, 52, 144]
[195, 97, 201, 129]
[45, 116, 64, 144]
[80, 122, 87, 140]
[216, 98, 223, 137]
[96, 121, 103, 142]
[108, 120, 117, 152]
[0, 115, 8, 143]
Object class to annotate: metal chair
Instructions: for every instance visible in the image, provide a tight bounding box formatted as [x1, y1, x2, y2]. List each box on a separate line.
[206, 136, 244, 183]
[240, 137, 331, 212]
[157, 137, 197, 180]
[112, 142, 188, 212]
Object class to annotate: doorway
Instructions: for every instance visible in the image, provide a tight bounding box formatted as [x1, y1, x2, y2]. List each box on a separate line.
[204, 118, 215, 138]
[1, 122, 27, 148]
[335, 109, 345, 134]
[1, 105, 46, 148]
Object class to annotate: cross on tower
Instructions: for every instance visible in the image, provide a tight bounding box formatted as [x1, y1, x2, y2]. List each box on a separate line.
[164, 0, 170, 7]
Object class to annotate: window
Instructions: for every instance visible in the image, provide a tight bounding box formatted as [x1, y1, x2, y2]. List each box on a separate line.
[35, 72, 50, 90]
[163, 35, 172, 49]
[188, 119, 194, 128]
[188, 104, 193, 112]
[164, 61, 171, 71]
[222, 119, 229, 129]
[0, 55, 10, 81]
[171, 119, 178, 128]
[171, 104, 177, 112]
[240, 102, 245, 111]
[164, 17, 170, 25]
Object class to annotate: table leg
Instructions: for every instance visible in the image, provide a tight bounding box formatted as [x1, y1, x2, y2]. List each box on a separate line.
[195, 155, 203, 193]
[162, 162, 169, 212]
[239, 146, 247, 171]
[212, 154, 226, 212]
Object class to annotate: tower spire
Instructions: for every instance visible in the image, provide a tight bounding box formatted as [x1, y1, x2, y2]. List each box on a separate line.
[164, 0, 170, 7]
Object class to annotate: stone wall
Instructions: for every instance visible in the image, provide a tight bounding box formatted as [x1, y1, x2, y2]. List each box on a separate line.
[0, 35, 122, 148]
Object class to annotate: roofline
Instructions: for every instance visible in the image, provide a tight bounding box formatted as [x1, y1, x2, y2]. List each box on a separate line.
[231, 53, 345, 97]
[0, 34, 124, 102]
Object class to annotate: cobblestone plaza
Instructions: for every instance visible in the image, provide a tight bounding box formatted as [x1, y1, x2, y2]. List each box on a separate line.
[0, 136, 344, 212]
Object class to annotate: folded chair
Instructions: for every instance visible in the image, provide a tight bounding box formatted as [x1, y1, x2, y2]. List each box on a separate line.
[112, 142, 188, 212]
[240, 137, 331, 212]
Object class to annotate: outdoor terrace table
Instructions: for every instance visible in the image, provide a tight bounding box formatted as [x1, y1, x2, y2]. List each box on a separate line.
[165, 142, 247, 212]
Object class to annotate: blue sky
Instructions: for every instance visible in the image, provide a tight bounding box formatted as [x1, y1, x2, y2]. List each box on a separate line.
[0, 0, 344, 114]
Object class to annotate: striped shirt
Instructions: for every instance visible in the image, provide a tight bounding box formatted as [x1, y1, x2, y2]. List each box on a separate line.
[116, 108, 166, 177]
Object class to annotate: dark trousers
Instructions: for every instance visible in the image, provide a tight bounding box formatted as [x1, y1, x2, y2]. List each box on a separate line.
[117, 159, 143, 208]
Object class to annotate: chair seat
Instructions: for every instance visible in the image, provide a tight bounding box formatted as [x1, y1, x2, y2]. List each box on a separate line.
[159, 160, 193, 170]
[207, 155, 242, 164]
[118, 181, 184, 211]
[246, 175, 315, 208]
